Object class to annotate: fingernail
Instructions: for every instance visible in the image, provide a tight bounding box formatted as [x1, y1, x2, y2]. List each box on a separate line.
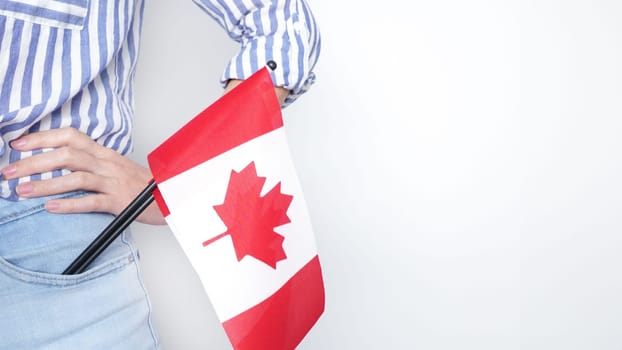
[45, 201, 60, 211]
[1, 164, 16, 177]
[17, 183, 34, 196]
[9, 138, 25, 149]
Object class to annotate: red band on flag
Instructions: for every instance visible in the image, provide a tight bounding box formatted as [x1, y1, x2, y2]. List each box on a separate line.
[152, 186, 170, 217]
[148, 68, 283, 184]
[222, 256, 325, 350]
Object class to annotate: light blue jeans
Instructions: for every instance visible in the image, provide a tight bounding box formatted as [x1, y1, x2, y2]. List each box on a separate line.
[0, 192, 159, 349]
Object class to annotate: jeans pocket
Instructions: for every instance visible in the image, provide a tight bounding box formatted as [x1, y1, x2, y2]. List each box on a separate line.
[0, 191, 136, 287]
[0, 250, 135, 287]
[0, 0, 90, 30]
[0, 241, 159, 349]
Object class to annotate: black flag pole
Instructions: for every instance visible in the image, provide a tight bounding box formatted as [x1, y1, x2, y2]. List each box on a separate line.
[62, 180, 157, 275]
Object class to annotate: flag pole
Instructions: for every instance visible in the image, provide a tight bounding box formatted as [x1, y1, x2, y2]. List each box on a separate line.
[62, 180, 157, 275]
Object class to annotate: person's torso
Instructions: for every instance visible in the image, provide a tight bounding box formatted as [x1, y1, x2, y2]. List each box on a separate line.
[0, 0, 145, 200]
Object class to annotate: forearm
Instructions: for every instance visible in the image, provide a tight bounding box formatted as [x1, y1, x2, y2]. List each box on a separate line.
[194, 0, 321, 106]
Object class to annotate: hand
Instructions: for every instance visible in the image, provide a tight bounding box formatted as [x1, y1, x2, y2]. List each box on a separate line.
[0, 127, 166, 225]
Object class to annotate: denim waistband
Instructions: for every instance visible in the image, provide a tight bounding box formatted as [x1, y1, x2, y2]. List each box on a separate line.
[0, 191, 131, 276]
[0, 191, 86, 224]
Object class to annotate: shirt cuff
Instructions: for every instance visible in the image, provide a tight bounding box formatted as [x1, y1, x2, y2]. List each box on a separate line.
[220, 11, 320, 107]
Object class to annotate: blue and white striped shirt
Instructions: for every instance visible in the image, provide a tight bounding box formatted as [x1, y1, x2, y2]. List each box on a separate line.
[0, 0, 321, 200]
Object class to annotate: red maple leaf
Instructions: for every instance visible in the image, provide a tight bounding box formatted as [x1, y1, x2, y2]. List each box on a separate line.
[202, 161, 293, 269]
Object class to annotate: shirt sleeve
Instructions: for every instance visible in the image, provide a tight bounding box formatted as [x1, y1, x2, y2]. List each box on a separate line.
[192, 0, 321, 107]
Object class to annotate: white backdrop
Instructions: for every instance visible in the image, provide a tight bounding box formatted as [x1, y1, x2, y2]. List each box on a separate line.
[130, 0, 622, 349]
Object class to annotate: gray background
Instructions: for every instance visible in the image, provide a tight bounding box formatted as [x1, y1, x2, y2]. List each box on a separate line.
[130, 0, 622, 349]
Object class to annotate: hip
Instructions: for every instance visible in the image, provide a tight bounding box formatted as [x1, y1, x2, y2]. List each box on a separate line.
[0, 192, 159, 349]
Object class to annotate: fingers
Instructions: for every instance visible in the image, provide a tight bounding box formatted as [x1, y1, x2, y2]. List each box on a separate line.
[10, 127, 105, 156]
[2, 127, 121, 180]
[1, 146, 101, 180]
[15, 171, 114, 199]
[45, 193, 110, 214]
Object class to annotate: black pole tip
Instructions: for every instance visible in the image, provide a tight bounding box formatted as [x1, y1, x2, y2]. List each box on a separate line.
[266, 60, 277, 71]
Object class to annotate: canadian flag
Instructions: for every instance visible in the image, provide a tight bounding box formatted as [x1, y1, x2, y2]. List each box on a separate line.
[147, 68, 325, 349]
